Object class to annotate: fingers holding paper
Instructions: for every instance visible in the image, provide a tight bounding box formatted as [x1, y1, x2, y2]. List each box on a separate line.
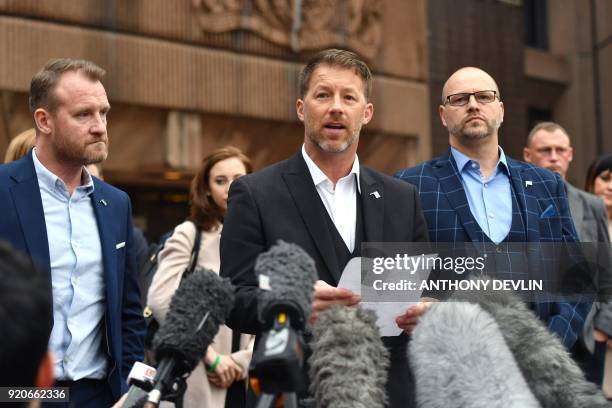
[395, 300, 433, 335]
[310, 280, 361, 322]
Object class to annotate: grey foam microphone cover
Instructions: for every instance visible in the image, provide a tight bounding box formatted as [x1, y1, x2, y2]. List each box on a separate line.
[153, 268, 235, 375]
[310, 306, 389, 408]
[451, 283, 612, 408]
[410, 301, 540, 408]
[255, 240, 318, 322]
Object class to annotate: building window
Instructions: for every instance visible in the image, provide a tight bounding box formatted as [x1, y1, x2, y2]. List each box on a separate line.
[524, 0, 549, 49]
[527, 107, 553, 135]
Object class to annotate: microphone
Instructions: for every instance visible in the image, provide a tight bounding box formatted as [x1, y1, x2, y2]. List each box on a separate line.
[122, 362, 157, 408]
[410, 301, 540, 408]
[249, 240, 317, 398]
[309, 306, 389, 408]
[450, 283, 611, 408]
[255, 240, 317, 331]
[144, 268, 234, 407]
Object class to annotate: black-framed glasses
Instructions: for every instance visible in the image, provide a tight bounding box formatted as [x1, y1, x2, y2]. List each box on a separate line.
[444, 90, 499, 106]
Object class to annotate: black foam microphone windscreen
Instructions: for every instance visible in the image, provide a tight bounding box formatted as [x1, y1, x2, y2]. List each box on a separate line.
[255, 240, 318, 327]
[152, 267, 235, 377]
[410, 302, 540, 408]
[451, 286, 612, 408]
[310, 306, 389, 408]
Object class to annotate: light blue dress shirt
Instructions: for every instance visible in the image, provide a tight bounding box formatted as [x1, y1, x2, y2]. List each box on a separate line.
[450, 147, 512, 244]
[32, 149, 108, 381]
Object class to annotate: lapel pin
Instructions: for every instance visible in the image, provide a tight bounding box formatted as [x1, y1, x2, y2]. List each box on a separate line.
[370, 191, 381, 199]
[525, 181, 532, 187]
[99, 199, 108, 206]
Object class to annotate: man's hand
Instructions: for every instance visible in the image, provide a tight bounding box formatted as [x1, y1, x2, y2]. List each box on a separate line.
[395, 301, 433, 335]
[310, 280, 360, 322]
[594, 328, 612, 349]
[594, 329, 608, 343]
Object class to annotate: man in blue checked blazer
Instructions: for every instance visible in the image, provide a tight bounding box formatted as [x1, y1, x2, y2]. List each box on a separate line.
[0, 59, 144, 406]
[395, 67, 590, 349]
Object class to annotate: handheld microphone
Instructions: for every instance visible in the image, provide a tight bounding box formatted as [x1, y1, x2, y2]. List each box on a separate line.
[410, 301, 540, 408]
[144, 268, 234, 407]
[249, 240, 317, 397]
[310, 306, 389, 408]
[451, 283, 611, 408]
[256, 240, 317, 331]
[122, 362, 157, 408]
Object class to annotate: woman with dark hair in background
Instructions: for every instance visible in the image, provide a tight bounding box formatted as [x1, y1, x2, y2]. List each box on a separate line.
[586, 154, 612, 238]
[148, 146, 254, 408]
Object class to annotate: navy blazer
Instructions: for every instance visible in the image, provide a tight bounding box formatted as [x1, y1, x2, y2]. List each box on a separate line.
[0, 151, 145, 398]
[394, 149, 591, 349]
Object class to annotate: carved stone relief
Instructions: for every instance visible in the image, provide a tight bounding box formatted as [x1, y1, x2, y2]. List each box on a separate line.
[192, 0, 382, 59]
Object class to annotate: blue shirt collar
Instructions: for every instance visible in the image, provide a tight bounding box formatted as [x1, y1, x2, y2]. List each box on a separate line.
[32, 148, 95, 196]
[450, 146, 509, 175]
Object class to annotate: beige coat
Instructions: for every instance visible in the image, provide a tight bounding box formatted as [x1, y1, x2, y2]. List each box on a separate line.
[148, 221, 254, 408]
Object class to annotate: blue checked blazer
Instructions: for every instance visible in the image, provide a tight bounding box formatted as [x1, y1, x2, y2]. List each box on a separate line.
[394, 148, 591, 349]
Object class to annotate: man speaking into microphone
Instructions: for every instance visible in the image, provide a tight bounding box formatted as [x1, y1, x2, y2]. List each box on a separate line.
[220, 49, 429, 407]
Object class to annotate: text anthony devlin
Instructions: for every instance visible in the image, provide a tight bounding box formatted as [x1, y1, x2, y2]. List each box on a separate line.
[418, 279, 543, 292]
[371, 279, 544, 292]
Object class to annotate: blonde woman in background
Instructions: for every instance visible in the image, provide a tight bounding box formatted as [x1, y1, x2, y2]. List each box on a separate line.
[148, 146, 254, 408]
[4, 128, 36, 163]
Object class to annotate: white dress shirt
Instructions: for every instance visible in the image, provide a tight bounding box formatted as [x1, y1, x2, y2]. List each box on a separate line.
[301, 145, 361, 252]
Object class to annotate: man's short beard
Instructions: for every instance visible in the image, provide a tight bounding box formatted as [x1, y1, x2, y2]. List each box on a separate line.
[451, 118, 501, 141]
[54, 139, 108, 167]
[459, 126, 489, 140]
[84, 151, 108, 165]
[306, 125, 361, 154]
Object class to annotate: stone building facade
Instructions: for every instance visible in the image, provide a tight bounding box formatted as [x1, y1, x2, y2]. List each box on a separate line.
[0, 0, 609, 239]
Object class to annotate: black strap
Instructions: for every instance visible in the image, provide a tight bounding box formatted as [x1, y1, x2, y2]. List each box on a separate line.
[231, 329, 241, 352]
[183, 220, 202, 278]
[143, 221, 202, 354]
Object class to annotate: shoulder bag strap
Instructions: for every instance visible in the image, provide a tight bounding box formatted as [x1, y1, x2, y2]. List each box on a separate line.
[183, 220, 202, 278]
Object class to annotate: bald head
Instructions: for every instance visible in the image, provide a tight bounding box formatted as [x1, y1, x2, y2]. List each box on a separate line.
[441, 67, 500, 104]
[439, 67, 504, 147]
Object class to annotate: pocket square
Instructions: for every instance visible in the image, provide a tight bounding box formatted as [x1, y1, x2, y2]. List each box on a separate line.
[540, 204, 558, 219]
[116, 241, 126, 249]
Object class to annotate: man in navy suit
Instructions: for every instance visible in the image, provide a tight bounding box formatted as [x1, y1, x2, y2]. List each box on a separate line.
[395, 67, 590, 349]
[0, 59, 145, 406]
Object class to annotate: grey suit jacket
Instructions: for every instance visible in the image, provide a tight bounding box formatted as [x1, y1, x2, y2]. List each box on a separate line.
[566, 182, 612, 351]
[567, 182, 610, 243]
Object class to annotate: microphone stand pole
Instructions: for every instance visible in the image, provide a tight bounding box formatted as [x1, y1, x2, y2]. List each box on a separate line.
[255, 392, 298, 408]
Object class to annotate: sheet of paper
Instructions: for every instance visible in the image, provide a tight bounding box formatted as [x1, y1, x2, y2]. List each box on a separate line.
[338, 256, 436, 336]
